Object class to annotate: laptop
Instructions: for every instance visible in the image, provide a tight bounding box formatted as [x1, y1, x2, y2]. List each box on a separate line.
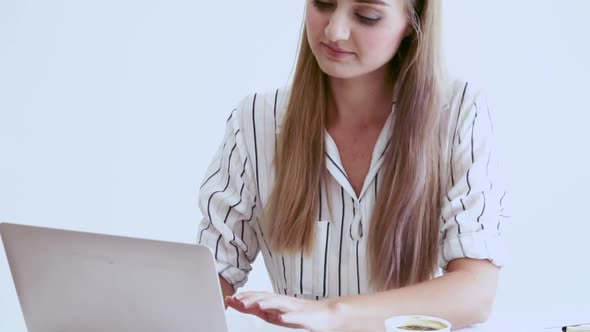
[0, 222, 228, 332]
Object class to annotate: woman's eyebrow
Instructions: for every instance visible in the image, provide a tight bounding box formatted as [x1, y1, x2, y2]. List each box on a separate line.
[354, 0, 390, 7]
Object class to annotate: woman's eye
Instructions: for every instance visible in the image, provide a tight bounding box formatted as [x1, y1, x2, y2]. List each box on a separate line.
[356, 14, 381, 25]
[312, 0, 381, 26]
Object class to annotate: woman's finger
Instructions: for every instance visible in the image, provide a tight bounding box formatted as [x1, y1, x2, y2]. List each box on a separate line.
[226, 297, 273, 321]
[256, 295, 301, 313]
[227, 294, 308, 329]
[227, 296, 284, 318]
[233, 291, 275, 308]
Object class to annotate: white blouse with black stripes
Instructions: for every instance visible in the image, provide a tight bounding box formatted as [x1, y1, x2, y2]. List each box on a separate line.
[196, 79, 509, 299]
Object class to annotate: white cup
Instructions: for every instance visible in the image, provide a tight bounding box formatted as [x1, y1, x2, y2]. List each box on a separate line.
[385, 315, 452, 332]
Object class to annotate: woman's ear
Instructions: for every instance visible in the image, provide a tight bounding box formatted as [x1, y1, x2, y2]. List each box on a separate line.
[404, 25, 413, 38]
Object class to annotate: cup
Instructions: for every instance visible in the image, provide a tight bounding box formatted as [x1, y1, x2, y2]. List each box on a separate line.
[385, 315, 452, 332]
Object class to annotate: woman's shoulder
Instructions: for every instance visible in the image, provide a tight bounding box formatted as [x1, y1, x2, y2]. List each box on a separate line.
[441, 77, 492, 130]
[443, 77, 488, 112]
[233, 85, 291, 117]
[229, 85, 292, 131]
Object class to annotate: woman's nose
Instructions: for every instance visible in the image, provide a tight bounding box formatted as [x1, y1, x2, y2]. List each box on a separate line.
[324, 11, 351, 42]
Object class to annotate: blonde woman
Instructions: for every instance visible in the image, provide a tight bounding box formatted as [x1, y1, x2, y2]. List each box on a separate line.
[197, 0, 508, 331]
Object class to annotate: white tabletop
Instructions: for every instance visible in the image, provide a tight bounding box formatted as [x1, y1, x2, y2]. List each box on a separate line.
[224, 304, 590, 332]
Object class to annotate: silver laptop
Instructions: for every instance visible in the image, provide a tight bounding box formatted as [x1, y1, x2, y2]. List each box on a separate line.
[0, 222, 228, 332]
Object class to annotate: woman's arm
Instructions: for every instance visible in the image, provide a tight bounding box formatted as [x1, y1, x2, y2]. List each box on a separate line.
[327, 258, 499, 331]
[219, 275, 236, 309]
[228, 258, 499, 332]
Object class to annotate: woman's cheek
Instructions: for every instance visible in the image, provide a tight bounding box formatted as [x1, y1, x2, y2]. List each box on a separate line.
[305, 8, 325, 37]
[361, 29, 406, 60]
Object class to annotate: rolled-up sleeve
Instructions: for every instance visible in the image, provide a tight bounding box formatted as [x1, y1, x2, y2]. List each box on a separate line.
[196, 108, 260, 289]
[439, 83, 510, 270]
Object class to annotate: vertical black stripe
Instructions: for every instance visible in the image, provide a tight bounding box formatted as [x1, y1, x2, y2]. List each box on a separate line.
[243, 202, 257, 257]
[454, 215, 462, 235]
[477, 191, 486, 230]
[282, 256, 287, 295]
[215, 234, 223, 260]
[442, 215, 448, 240]
[356, 241, 360, 295]
[228, 182, 246, 268]
[279, 106, 288, 291]
[241, 220, 245, 249]
[374, 172, 378, 198]
[273, 89, 278, 155]
[457, 83, 469, 145]
[349, 198, 355, 240]
[300, 249, 304, 294]
[252, 94, 260, 203]
[471, 111, 478, 164]
[352, 198, 360, 295]
[322, 222, 330, 298]
[232, 233, 240, 268]
[450, 82, 469, 187]
[319, 181, 323, 220]
[338, 187, 345, 297]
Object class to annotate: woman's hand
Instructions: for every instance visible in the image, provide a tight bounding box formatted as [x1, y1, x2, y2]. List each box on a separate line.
[225, 291, 339, 332]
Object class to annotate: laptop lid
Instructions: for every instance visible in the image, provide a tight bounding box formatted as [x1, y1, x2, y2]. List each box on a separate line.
[0, 222, 228, 332]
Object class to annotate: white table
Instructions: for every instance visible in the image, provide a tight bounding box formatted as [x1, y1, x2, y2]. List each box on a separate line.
[225, 305, 590, 332]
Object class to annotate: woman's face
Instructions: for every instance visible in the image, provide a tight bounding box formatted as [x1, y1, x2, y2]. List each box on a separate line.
[305, 0, 410, 79]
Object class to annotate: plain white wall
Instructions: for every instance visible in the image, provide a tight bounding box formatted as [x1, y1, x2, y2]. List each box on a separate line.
[1, 1, 589, 331]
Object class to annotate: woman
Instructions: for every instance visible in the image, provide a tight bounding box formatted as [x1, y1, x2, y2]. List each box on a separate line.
[197, 0, 508, 331]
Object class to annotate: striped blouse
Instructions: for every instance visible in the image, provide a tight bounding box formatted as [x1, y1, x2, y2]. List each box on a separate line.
[196, 79, 509, 299]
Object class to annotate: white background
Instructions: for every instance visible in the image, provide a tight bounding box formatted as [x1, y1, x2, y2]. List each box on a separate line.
[1, 1, 589, 331]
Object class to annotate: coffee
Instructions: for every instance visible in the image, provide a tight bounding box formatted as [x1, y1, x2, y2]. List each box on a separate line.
[385, 315, 451, 332]
[398, 326, 438, 331]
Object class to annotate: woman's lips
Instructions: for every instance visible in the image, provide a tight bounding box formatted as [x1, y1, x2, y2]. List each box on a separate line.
[321, 42, 355, 60]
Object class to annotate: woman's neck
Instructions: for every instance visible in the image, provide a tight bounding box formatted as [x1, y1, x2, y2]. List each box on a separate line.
[326, 69, 396, 130]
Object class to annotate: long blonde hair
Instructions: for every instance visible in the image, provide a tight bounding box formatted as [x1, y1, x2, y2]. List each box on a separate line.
[265, 0, 446, 291]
